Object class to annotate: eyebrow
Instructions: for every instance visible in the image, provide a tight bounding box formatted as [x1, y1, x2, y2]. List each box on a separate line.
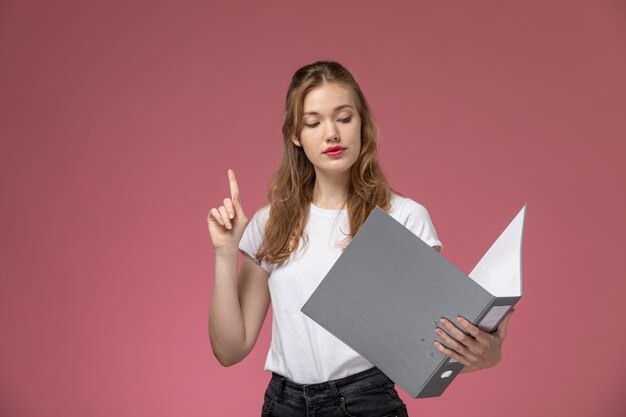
[304, 104, 354, 116]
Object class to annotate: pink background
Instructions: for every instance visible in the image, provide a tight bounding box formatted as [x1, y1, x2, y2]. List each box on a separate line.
[1, 0, 625, 416]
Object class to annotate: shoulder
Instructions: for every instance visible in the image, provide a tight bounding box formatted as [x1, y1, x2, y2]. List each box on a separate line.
[240, 204, 271, 239]
[388, 193, 431, 221]
[388, 192, 443, 252]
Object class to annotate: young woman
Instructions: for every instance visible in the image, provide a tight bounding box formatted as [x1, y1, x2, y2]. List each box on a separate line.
[208, 61, 513, 417]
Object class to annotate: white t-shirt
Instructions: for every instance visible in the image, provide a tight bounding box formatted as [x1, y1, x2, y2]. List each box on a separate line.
[238, 193, 443, 384]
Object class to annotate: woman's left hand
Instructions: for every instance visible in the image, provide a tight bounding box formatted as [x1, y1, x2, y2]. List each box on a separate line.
[433, 309, 514, 373]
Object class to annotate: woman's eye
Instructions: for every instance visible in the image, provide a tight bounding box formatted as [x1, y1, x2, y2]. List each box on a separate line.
[304, 117, 351, 128]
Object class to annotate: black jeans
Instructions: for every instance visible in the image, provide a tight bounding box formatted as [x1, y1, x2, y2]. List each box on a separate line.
[261, 366, 409, 417]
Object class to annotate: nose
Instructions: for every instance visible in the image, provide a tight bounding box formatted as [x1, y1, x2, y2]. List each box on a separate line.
[325, 123, 339, 142]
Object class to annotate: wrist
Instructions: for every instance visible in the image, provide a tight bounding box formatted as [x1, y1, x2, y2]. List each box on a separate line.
[215, 245, 239, 257]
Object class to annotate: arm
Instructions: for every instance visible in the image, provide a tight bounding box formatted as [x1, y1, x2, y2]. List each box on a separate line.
[209, 249, 270, 367]
[207, 169, 271, 367]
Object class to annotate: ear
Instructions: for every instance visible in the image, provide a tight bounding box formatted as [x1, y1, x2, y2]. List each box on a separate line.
[291, 135, 301, 147]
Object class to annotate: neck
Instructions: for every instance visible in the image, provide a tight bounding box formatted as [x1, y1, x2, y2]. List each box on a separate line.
[311, 169, 350, 210]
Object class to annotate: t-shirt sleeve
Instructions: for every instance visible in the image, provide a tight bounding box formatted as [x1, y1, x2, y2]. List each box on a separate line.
[400, 199, 443, 253]
[238, 207, 273, 273]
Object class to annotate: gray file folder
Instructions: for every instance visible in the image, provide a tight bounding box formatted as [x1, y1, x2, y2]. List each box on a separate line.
[301, 203, 527, 398]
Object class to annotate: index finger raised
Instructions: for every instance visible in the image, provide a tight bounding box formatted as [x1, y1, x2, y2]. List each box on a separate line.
[228, 169, 241, 203]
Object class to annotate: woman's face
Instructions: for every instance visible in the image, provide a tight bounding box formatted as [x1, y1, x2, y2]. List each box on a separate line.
[292, 83, 362, 177]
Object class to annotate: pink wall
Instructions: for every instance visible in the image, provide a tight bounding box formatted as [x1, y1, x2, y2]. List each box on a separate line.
[1, 0, 624, 416]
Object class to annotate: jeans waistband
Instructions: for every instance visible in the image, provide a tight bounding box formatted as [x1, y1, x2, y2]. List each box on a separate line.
[267, 366, 393, 404]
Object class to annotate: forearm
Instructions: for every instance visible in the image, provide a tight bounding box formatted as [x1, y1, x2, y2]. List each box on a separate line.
[209, 249, 246, 366]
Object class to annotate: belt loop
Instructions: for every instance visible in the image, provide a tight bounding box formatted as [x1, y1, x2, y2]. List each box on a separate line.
[276, 376, 286, 403]
[329, 379, 339, 398]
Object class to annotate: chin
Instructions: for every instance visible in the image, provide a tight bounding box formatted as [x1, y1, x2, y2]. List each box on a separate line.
[317, 163, 356, 175]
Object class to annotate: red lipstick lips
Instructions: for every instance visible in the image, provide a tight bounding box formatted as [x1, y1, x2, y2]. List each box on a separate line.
[324, 146, 346, 154]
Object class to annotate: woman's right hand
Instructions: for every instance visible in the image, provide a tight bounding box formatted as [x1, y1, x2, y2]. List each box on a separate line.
[207, 169, 248, 252]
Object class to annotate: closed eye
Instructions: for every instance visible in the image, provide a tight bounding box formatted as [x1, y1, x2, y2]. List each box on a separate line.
[304, 117, 352, 129]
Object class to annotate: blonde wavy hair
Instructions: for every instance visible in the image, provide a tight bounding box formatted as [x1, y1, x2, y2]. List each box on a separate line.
[255, 60, 403, 267]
